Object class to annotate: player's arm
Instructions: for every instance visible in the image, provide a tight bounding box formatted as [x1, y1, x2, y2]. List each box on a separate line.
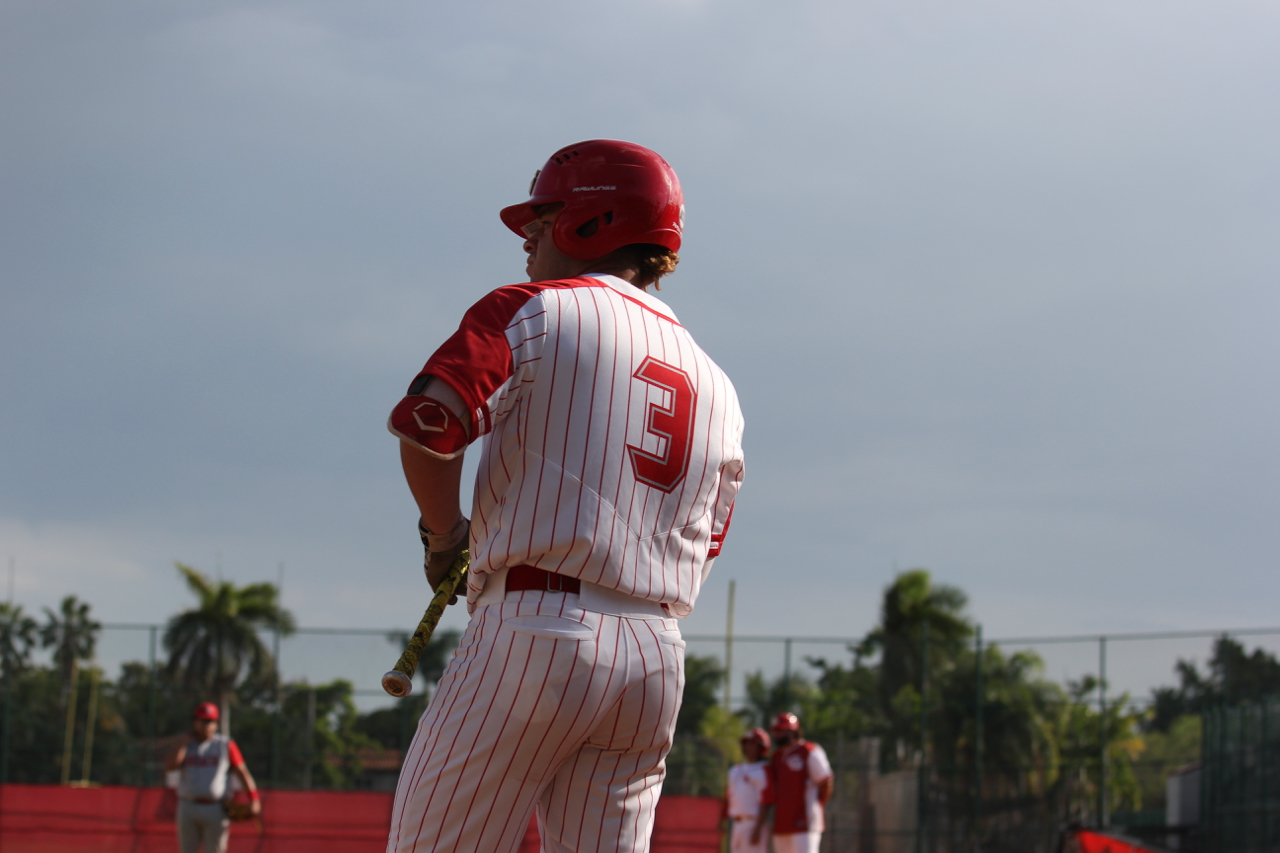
[809, 747, 834, 806]
[816, 775, 833, 807]
[753, 766, 774, 843]
[752, 803, 771, 844]
[400, 440, 466, 543]
[163, 742, 186, 772]
[393, 377, 473, 595]
[227, 741, 262, 815]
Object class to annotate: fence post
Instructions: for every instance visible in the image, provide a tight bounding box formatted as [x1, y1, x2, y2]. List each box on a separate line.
[146, 625, 156, 787]
[918, 620, 928, 853]
[973, 624, 983, 850]
[1098, 636, 1107, 827]
[724, 579, 735, 711]
[1, 663, 10, 784]
[783, 637, 792, 708]
[1260, 695, 1268, 851]
[271, 626, 281, 789]
[1200, 707, 1212, 849]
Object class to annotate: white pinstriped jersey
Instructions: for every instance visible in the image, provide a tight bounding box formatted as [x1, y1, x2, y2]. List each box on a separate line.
[404, 273, 745, 617]
[726, 761, 771, 818]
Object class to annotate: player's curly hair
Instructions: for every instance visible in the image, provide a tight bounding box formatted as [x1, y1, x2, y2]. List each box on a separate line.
[569, 211, 679, 289]
[624, 243, 680, 290]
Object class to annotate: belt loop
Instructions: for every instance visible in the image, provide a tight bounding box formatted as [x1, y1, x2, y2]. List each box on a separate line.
[548, 573, 562, 592]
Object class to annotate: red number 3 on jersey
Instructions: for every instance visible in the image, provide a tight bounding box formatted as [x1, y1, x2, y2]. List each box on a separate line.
[627, 357, 697, 493]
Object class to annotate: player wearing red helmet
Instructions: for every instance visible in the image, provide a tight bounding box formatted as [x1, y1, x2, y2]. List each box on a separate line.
[722, 728, 772, 853]
[164, 703, 261, 853]
[387, 140, 745, 853]
[765, 713, 833, 853]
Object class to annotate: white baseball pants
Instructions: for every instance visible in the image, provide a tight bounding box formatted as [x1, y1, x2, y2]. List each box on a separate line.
[729, 819, 767, 853]
[388, 589, 685, 853]
[176, 800, 229, 853]
[772, 833, 822, 853]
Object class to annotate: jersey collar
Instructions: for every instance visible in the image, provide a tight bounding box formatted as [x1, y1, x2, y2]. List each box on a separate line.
[583, 274, 680, 324]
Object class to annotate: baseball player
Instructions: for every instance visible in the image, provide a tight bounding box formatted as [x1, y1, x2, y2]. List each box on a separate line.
[722, 728, 772, 853]
[385, 139, 745, 853]
[163, 702, 261, 853]
[765, 713, 833, 853]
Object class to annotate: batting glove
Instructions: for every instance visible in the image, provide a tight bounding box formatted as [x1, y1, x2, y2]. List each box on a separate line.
[419, 517, 469, 604]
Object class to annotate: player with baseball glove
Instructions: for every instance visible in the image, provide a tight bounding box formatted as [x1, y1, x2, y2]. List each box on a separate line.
[164, 702, 261, 853]
[385, 139, 745, 853]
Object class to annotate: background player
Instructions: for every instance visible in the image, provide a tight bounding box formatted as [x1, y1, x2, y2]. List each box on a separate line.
[164, 702, 260, 853]
[722, 728, 772, 853]
[386, 139, 745, 853]
[767, 712, 833, 853]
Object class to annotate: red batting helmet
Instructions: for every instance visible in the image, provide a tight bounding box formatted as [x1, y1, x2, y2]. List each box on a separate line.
[193, 702, 220, 721]
[499, 139, 684, 261]
[740, 727, 771, 751]
[770, 712, 800, 733]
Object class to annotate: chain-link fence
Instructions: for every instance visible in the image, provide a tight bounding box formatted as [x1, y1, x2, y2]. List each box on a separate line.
[4, 622, 1280, 851]
[1201, 697, 1280, 853]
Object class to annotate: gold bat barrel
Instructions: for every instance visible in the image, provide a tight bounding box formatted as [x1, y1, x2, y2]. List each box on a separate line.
[381, 551, 469, 698]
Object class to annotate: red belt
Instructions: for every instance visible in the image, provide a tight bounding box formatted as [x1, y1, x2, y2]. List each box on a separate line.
[505, 565, 581, 594]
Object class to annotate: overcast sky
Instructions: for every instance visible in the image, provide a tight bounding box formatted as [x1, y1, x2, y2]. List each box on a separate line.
[2, 1, 1277, 699]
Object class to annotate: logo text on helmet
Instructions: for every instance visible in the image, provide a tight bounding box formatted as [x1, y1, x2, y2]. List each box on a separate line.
[572, 186, 616, 192]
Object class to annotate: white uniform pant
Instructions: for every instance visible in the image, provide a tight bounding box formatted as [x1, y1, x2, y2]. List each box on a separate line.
[176, 800, 229, 853]
[772, 832, 822, 853]
[388, 590, 685, 853]
[729, 818, 766, 853]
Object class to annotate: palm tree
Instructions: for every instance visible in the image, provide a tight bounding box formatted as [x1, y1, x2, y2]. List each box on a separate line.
[40, 595, 101, 690]
[856, 569, 973, 761]
[164, 562, 295, 734]
[0, 602, 39, 680]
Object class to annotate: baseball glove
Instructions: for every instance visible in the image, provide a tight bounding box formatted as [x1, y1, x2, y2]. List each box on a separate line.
[223, 800, 257, 822]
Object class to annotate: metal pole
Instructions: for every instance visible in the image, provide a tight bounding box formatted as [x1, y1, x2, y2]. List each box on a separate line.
[974, 624, 983, 850]
[146, 625, 156, 787]
[783, 638, 792, 708]
[1260, 696, 1268, 850]
[80, 664, 100, 784]
[2, 661, 11, 784]
[1098, 636, 1107, 827]
[724, 580, 735, 712]
[60, 659, 79, 786]
[302, 687, 316, 790]
[918, 620, 928, 853]
[271, 625, 281, 789]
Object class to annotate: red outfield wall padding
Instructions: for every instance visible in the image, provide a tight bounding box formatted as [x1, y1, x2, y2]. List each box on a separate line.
[0, 785, 721, 853]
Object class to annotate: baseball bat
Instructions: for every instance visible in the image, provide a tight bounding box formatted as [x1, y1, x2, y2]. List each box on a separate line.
[381, 550, 469, 698]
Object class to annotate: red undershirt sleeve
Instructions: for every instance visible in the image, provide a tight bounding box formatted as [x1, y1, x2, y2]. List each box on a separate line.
[227, 740, 245, 768]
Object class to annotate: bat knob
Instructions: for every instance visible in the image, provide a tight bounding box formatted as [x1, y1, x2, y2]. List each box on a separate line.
[381, 670, 414, 698]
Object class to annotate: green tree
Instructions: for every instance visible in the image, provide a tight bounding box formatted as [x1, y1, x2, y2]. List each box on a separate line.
[1052, 676, 1145, 817]
[39, 595, 101, 689]
[801, 655, 880, 745]
[929, 644, 1061, 830]
[0, 602, 39, 679]
[676, 654, 724, 736]
[163, 562, 295, 731]
[856, 569, 973, 764]
[232, 678, 377, 790]
[1148, 636, 1280, 731]
[355, 630, 461, 754]
[1134, 714, 1201, 809]
[743, 668, 819, 729]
